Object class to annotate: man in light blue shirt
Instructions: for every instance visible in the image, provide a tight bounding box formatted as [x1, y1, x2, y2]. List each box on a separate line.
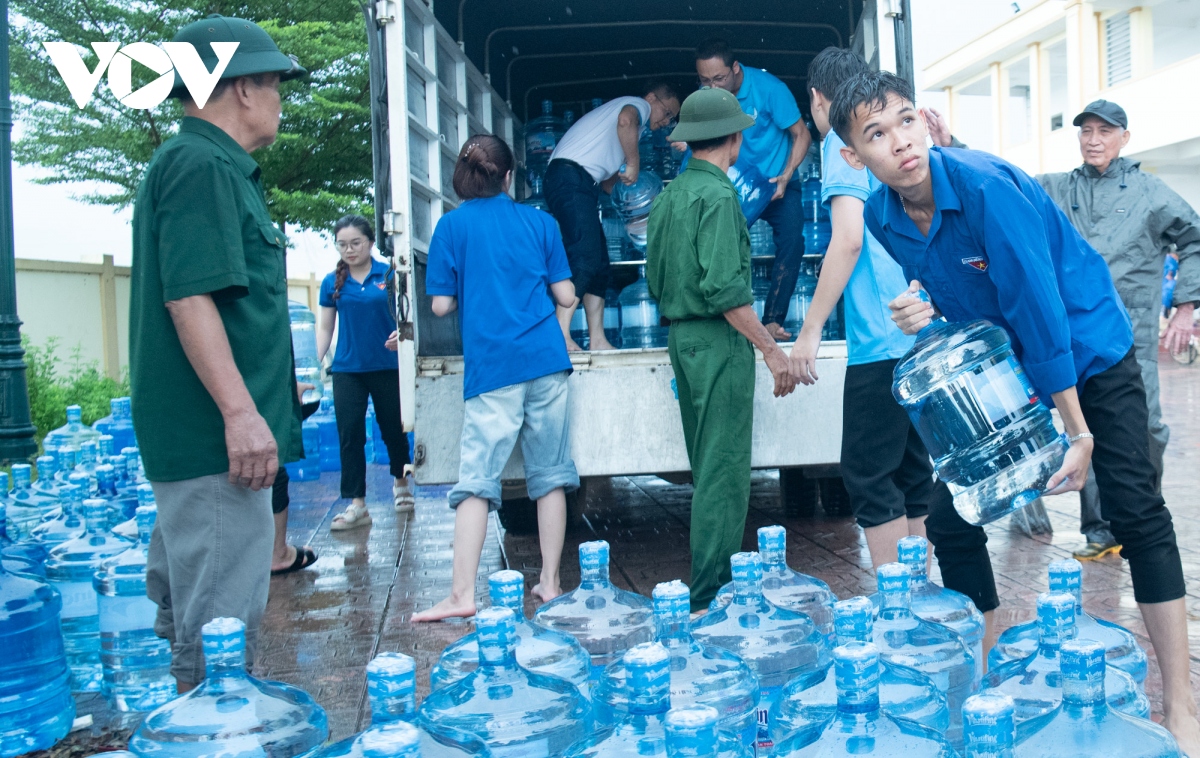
[788, 49, 998, 630]
[695, 38, 813, 340]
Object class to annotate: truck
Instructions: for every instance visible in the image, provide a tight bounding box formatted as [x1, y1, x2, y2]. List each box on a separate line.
[362, 0, 917, 527]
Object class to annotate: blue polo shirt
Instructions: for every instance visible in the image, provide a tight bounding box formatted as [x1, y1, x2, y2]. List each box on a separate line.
[821, 131, 913, 365]
[319, 258, 399, 373]
[734, 66, 802, 181]
[864, 147, 1132, 399]
[426, 194, 573, 399]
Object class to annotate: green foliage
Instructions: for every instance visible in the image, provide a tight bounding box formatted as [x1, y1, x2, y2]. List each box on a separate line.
[12, 0, 373, 232]
[23, 336, 129, 446]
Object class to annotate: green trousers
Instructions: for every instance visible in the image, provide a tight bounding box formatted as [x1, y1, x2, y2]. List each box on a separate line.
[668, 317, 756, 611]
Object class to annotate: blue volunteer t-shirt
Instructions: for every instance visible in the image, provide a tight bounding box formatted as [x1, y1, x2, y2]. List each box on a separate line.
[426, 194, 574, 399]
[821, 131, 914, 366]
[735, 66, 802, 180]
[319, 258, 399, 373]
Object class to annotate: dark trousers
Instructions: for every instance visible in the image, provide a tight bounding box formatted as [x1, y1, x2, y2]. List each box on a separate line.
[760, 180, 805, 325]
[929, 350, 1185, 609]
[544, 159, 609, 297]
[842, 358, 1000, 614]
[332, 369, 408, 499]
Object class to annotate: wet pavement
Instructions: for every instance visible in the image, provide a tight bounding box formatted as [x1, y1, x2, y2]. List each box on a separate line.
[45, 351, 1200, 751]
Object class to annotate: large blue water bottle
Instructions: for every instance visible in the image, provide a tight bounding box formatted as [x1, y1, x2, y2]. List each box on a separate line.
[692, 552, 830, 757]
[710, 526, 835, 641]
[770, 596, 949, 744]
[979, 592, 1147, 724]
[525, 100, 564, 180]
[962, 692, 1016, 758]
[418, 607, 591, 756]
[94, 505, 173, 712]
[44, 404, 101, 450]
[432, 569, 590, 693]
[1009, 640, 1180, 757]
[565, 642, 674, 758]
[130, 617, 329, 758]
[45, 498, 131, 692]
[619, 267, 668, 349]
[990, 558, 1147, 684]
[611, 169, 663, 251]
[773, 643, 955, 757]
[895, 535, 985, 684]
[286, 416, 321, 482]
[0, 557, 75, 757]
[534, 540, 655, 681]
[891, 294, 1069, 525]
[594, 581, 759, 748]
[290, 302, 323, 405]
[94, 397, 137, 453]
[32, 482, 86, 551]
[801, 222, 831, 257]
[727, 155, 774, 228]
[314, 652, 490, 758]
[315, 397, 341, 472]
[871, 563, 974, 747]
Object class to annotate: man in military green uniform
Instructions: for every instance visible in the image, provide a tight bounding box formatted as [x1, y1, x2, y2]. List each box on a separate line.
[130, 15, 306, 688]
[647, 88, 797, 611]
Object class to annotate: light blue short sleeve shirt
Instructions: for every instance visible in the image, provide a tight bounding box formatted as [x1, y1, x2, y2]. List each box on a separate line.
[821, 131, 914, 366]
[735, 66, 802, 181]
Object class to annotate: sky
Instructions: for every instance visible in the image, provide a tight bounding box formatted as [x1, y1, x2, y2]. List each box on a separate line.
[17, 0, 1023, 275]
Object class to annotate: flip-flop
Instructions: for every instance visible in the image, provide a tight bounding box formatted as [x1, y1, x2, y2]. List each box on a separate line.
[271, 546, 317, 576]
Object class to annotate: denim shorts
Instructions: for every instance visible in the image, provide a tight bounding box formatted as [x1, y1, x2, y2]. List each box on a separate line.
[449, 371, 580, 511]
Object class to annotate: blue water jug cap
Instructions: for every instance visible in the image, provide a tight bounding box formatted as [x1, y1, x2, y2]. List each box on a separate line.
[475, 607, 517, 664]
[97, 463, 115, 482]
[757, 525, 786, 557]
[896, 535, 928, 565]
[202, 617, 247, 668]
[653, 580, 690, 619]
[877, 562, 911, 595]
[834, 642, 880, 709]
[730, 552, 763, 598]
[13, 462, 31, 486]
[963, 693, 1016, 749]
[1037, 591, 1077, 639]
[833, 596, 875, 643]
[1048, 559, 1082, 593]
[137, 483, 155, 507]
[60, 483, 82, 504]
[1060, 639, 1106, 705]
[0, 471, 7, 491]
[360, 722, 421, 758]
[579, 540, 610, 571]
[98, 434, 114, 456]
[665, 705, 720, 757]
[488, 569, 525, 610]
[625, 642, 671, 711]
[66, 405, 82, 422]
[82, 498, 108, 524]
[110, 397, 121, 413]
[135, 505, 157, 540]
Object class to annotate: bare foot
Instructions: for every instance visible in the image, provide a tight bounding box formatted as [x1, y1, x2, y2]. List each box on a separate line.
[271, 544, 297, 573]
[589, 336, 615, 351]
[1162, 710, 1200, 756]
[411, 596, 476, 622]
[532, 582, 562, 604]
[764, 322, 792, 341]
[565, 338, 584, 352]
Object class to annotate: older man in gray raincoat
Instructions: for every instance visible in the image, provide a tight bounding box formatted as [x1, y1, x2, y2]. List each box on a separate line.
[1039, 99, 1200, 561]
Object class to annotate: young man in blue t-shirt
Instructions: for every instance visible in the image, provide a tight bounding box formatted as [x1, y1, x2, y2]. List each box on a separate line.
[831, 70, 1200, 753]
[695, 38, 813, 340]
[789, 49, 998, 627]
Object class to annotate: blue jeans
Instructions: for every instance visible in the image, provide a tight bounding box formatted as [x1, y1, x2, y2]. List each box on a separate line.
[449, 371, 580, 510]
[760, 180, 806, 326]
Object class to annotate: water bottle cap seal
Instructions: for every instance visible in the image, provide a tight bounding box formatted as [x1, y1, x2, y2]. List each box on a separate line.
[135, 504, 157, 522]
[82, 498, 108, 516]
[121, 447, 139, 456]
[475, 606, 517, 632]
[653, 580, 691, 618]
[13, 462, 31, 473]
[624, 640, 670, 669]
[367, 651, 416, 679]
[1048, 559, 1083, 590]
[488, 569, 525, 606]
[757, 525, 786, 553]
[579, 540, 610, 570]
[896, 535, 928, 563]
[833, 641, 878, 665]
[963, 692, 1016, 722]
[66, 405, 82, 420]
[877, 562, 911, 592]
[201, 617, 247, 655]
[665, 705, 719, 729]
[1037, 591, 1077, 628]
[730, 551, 763, 580]
[360, 722, 421, 758]
[1060, 639, 1105, 678]
[833, 596, 874, 630]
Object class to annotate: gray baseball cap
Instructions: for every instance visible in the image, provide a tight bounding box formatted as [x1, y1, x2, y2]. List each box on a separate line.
[1073, 99, 1128, 129]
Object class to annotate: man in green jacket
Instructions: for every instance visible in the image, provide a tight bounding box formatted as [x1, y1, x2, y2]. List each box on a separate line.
[1038, 100, 1200, 561]
[646, 88, 796, 611]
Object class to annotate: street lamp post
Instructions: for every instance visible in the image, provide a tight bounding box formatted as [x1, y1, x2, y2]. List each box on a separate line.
[0, 0, 42, 462]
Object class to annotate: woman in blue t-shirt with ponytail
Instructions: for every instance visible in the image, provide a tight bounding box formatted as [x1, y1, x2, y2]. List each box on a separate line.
[317, 215, 413, 530]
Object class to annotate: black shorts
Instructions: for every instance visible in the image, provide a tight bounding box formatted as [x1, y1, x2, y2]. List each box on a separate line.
[840, 358, 935, 528]
[544, 159, 609, 297]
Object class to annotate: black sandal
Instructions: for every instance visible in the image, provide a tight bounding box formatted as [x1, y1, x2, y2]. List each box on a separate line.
[271, 546, 317, 576]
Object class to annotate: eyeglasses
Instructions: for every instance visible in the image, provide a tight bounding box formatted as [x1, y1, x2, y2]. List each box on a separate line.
[336, 238, 370, 252]
[698, 71, 734, 88]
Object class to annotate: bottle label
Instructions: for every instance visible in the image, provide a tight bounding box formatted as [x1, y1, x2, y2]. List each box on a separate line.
[490, 739, 549, 758]
[969, 356, 1036, 426]
[58, 580, 99, 618]
[755, 685, 782, 757]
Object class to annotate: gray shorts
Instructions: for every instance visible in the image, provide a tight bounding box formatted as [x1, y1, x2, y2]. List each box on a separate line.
[145, 473, 273, 683]
[449, 371, 580, 511]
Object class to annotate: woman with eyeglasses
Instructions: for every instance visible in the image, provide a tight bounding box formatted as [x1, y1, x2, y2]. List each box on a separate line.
[317, 214, 413, 530]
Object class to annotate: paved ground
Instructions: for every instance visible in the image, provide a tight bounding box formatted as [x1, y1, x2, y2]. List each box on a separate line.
[51, 352, 1200, 751]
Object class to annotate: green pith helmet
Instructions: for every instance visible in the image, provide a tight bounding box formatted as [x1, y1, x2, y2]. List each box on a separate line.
[667, 87, 755, 143]
[169, 14, 306, 99]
